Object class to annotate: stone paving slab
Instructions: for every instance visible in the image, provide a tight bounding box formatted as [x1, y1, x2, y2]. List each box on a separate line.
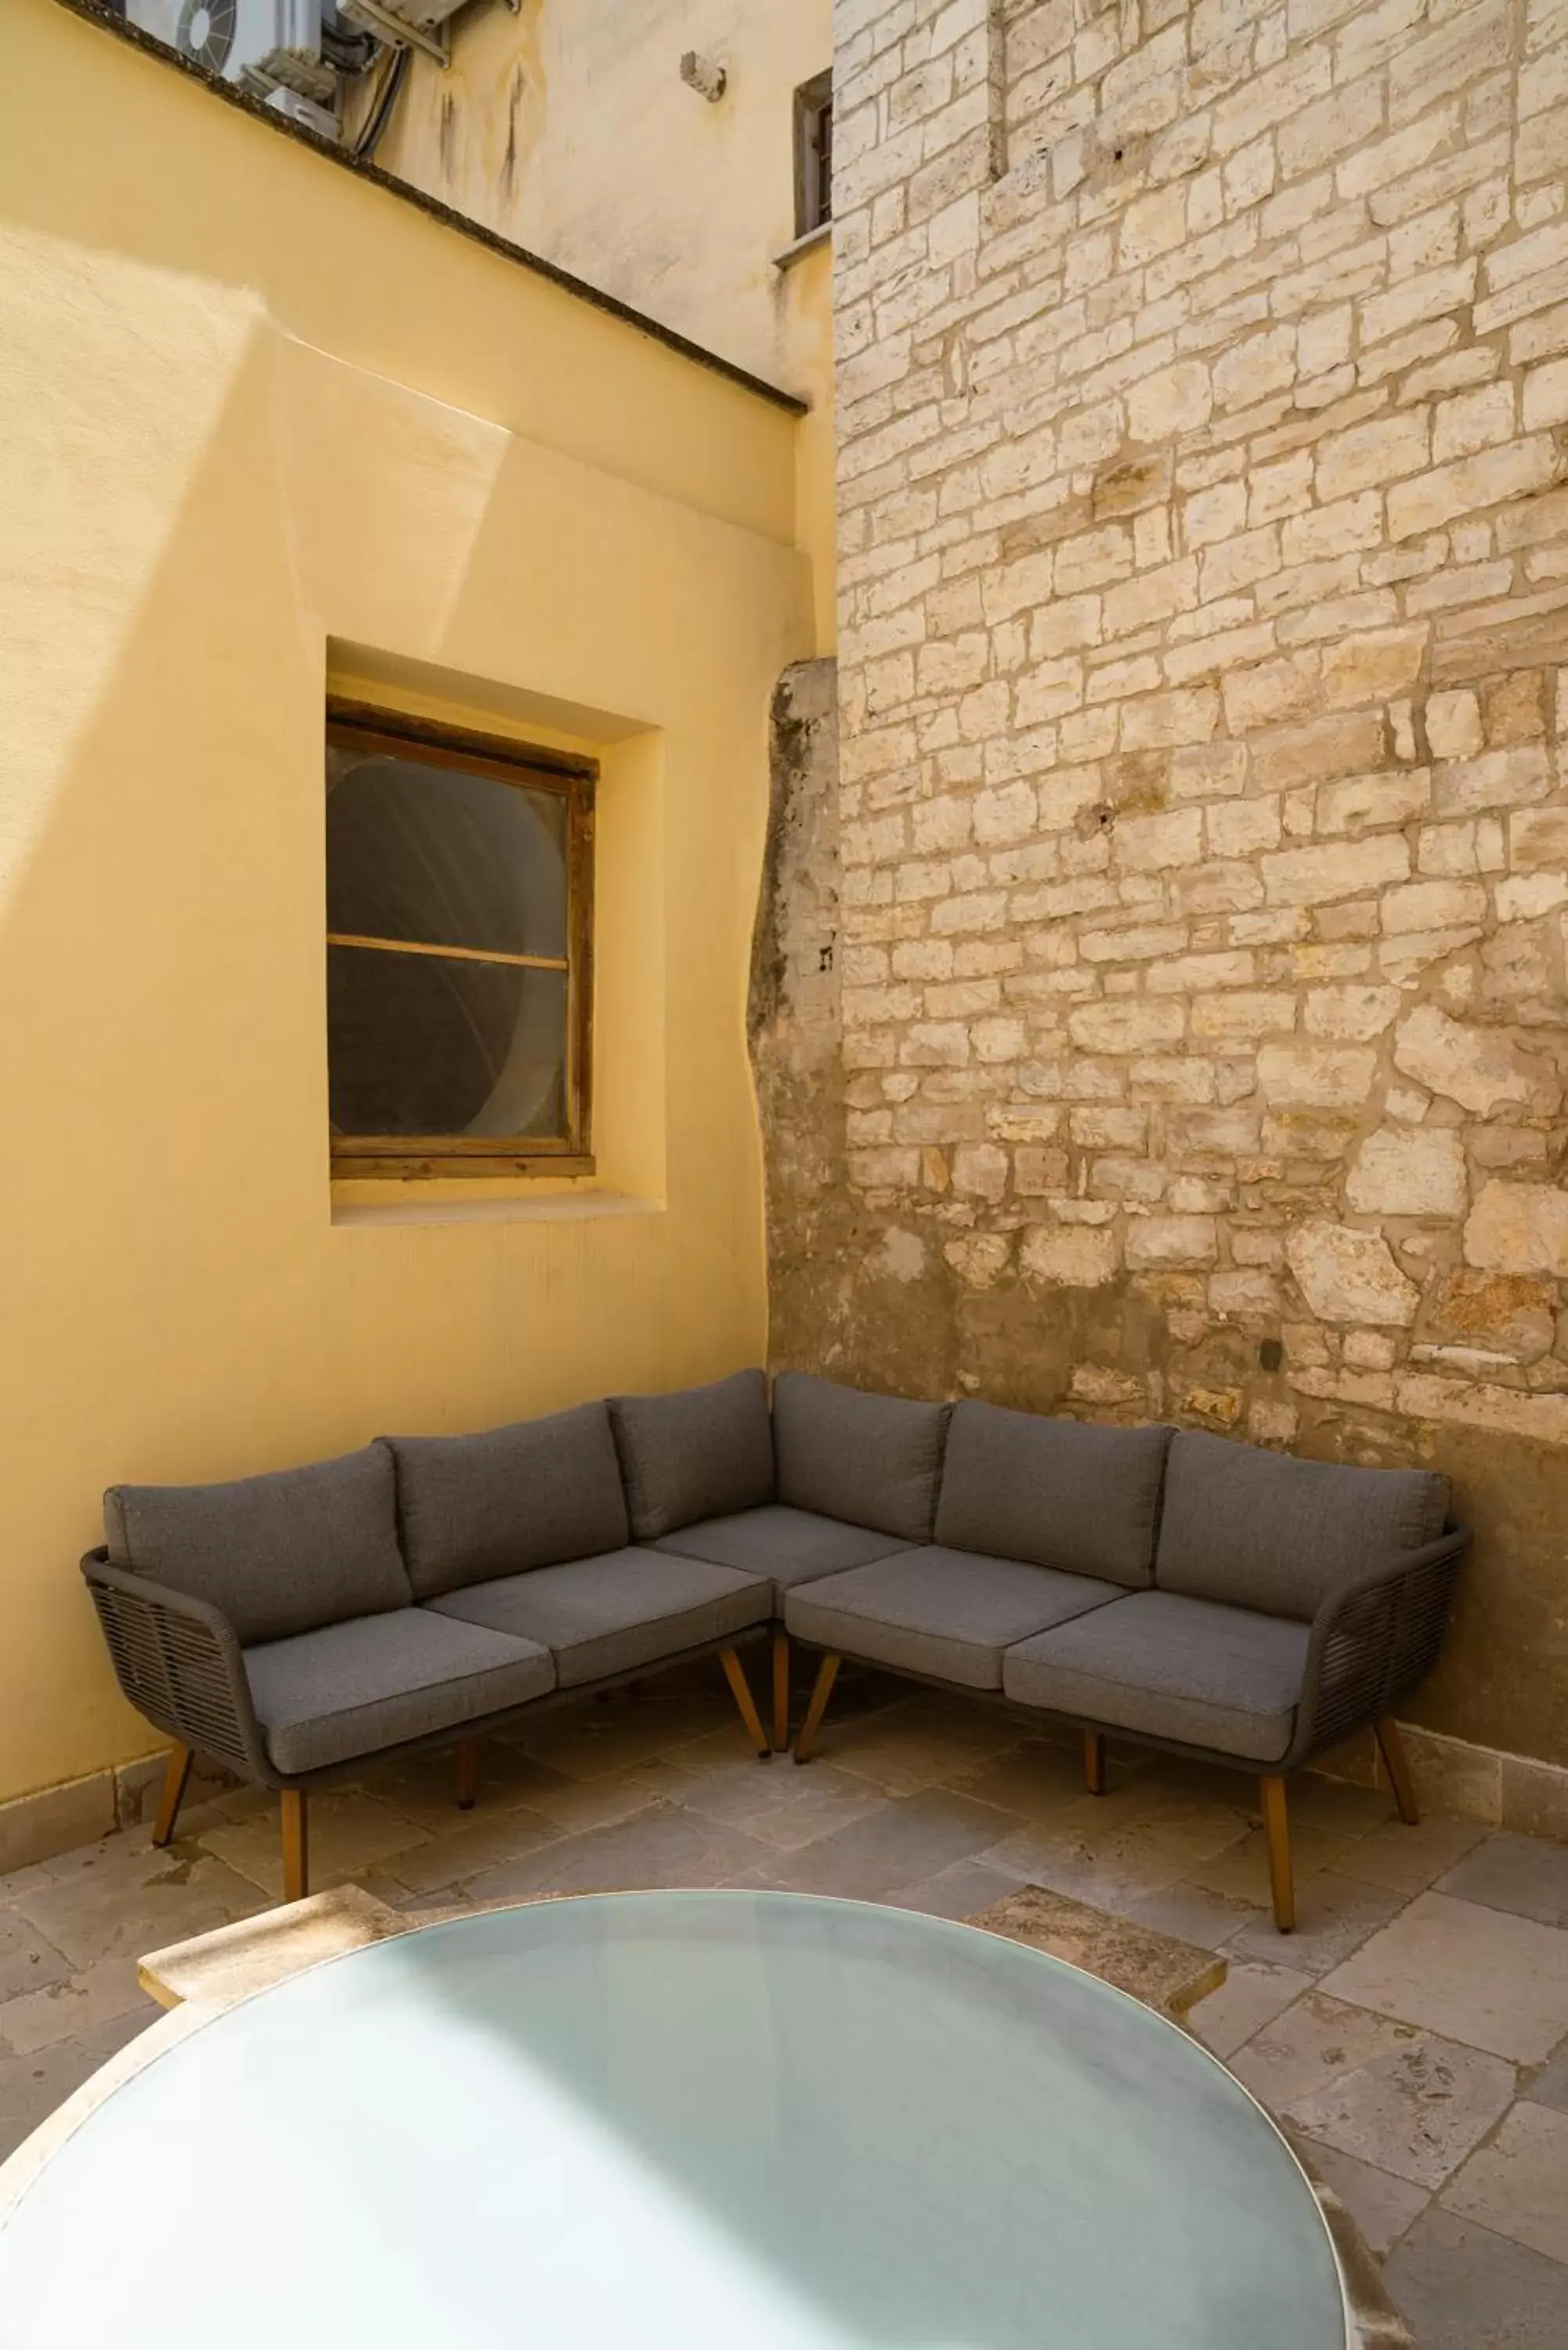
[1440, 2102, 1568, 2265]
[1321, 1891, 1568, 2065]
[139, 1885, 410, 2012]
[964, 1883, 1227, 2019]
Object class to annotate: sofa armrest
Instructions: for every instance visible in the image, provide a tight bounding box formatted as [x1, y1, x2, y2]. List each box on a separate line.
[80, 1551, 274, 1785]
[1285, 1526, 1471, 1771]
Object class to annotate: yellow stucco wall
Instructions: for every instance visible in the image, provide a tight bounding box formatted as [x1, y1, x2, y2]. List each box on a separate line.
[0, 0, 815, 1806]
[360, 0, 836, 648]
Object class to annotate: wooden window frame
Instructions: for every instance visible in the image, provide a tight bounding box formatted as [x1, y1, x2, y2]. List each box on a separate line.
[326, 698, 596, 1181]
[793, 70, 833, 240]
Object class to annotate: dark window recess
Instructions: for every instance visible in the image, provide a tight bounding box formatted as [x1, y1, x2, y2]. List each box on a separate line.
[325, 704, 594, 1177]
[794, 71, 833, 238]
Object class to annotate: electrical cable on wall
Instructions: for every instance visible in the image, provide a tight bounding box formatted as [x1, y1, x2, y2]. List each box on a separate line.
[352, 38, 410, 158]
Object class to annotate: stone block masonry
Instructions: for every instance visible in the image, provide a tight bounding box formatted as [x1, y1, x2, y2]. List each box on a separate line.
[766, 0, 1568, 1770]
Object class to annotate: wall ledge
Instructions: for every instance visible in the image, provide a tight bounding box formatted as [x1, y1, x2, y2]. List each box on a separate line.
[330, 1189, 661, 1230]
[773, 222, 831, 273]
[51, 0, 807, 418]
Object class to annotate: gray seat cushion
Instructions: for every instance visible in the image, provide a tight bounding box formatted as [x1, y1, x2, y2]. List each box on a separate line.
[773, 1372, 950, 1544]
[244, 1611, 554, 1776]
[608, 1371, 775, 1539]
[651, 1504, 913, 1606]
[383, 1403, 629, 1600]
[784, 1546, 1122, 1692]
[1156, 1430, 1451, 1621]
[935, 1400, 1170, 1588]
[103, 1445, 410, 1647]
[428, 1549, 771, 1688]
[1003, 1591, 1311, 1763]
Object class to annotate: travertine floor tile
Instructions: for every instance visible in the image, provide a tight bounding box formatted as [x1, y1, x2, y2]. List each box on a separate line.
[1187, 1960, 1315, 2060]
[1436, 1829, 1568, 1930]
[1284, 2030, 1516, 2189]
[742, 1786, 1025, 1900]
[1123, 1878, 1259, 1951]
[1337, 1811, 1487, 1897]
[940, 1737, 1099, 1817]
[1228, 1990, 1421, 2110]
[503, 1689, 737, 1779]
[1441, 2102, 1568, 2265]
[1185, 1817, 1373, 1906]
[811, 1695, 1029, 1794]
[459, 1802, 772, 1903]
[0, 1911, 72, 2003]
[674, 1755, 887, 1849]
[0, 1955, 145, 2056]
[13, 1850, 266, 1969]
[1321, 1893, 1568, 2064]
[0, 2008, 153, 2162]
[1383, 2209, 1568, 2349]
[357, 1740, 576, 1831]
[1525, 2037, 1568, 2115]
[520, 1755, 704, 1835]
[890, 1856, 1028, 1923]
[1226, 1872, 1405, 1978]
[1293, 2138, 1429, 2258]
[381, 1805, 562, 1896]
[197, 1792, 432, 1899]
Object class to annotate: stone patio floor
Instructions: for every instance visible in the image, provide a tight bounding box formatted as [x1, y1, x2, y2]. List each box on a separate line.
[2, 1662, 1566, 2345]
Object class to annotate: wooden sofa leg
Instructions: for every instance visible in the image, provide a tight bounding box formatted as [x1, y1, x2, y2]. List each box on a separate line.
[1083, 1729, 1107, 1796]
[457, 1738, 479, 1812]
[794, 1654, 840, 1765]
[151, 1743, 193, 1848]
[771, 1630, 790, 1755]
[1261, 1776, 1295, 1933]
[1375, 1716, 1419, 1826]
[281, 1791, 309, 1904]
[720, 1649, 771, 1761]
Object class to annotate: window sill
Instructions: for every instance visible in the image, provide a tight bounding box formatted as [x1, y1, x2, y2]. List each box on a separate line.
[331, 1188, 659, 1231]
[773, 221, 831, 273]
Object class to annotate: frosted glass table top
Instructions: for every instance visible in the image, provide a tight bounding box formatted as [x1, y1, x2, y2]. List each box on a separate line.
[0, 1891, 1346, 2349]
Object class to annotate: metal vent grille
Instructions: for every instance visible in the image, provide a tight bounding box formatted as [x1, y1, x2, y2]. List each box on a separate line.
[175, 0, 238, 71]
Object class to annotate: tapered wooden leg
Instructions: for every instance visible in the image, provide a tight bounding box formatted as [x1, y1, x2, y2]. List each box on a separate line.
[771, 1630, 791, 1754]
[1375, 1716, 1419, 1826]
[720, 1649, 771, 1760]
[281, 1790, 309, 1904]
[1083, 1729, 1107, 1796]
[151, 1743, 193, 1848]
[1261, 1775, 1295, 1933]
[457, 1737, 479, 1812]
[793, 1654, 840, 1764]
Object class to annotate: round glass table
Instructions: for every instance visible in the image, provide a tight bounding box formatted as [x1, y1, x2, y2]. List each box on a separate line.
[0, 1891, 1346, 2348]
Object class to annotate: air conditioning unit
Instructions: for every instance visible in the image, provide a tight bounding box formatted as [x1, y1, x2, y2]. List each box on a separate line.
[337, 0, 470, 66]
[125, 0, 335, 118]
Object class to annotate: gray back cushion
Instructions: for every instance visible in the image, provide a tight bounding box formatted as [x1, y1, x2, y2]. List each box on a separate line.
[103, 1444, 410, 1647]
[1156, 1430, 1451, 1621]
[773, 1371, 949, 1543]
[385, 1401, 630, 1600]
[936, 1401, 1170, 1588]
[608, 1370, 775, 1540]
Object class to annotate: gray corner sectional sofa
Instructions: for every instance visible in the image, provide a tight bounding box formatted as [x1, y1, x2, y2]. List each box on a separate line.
[82, 1368, 1469, 1931]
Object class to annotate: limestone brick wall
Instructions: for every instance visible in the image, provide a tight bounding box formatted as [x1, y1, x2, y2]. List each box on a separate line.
[787, 0, 1568, 1766]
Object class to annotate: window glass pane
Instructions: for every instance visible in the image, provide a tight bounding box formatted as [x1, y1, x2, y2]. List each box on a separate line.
[328, 947, 568, 1141]
[326, 748, 569, 962]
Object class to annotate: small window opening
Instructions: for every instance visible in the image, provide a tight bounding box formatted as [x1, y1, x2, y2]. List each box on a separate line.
[794, 71, 833, 238]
